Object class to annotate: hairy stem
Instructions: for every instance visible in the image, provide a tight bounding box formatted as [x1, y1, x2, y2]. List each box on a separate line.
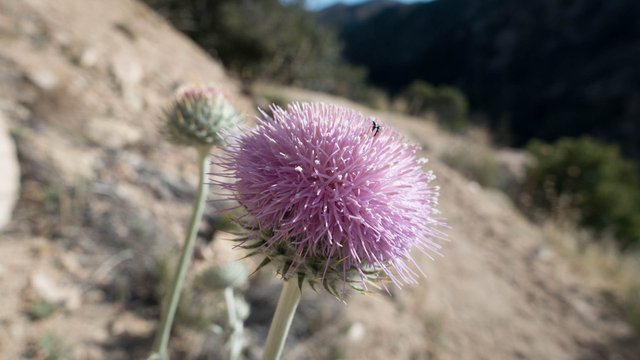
[150, 147, 210, 360]
[262, 280, 302, 360]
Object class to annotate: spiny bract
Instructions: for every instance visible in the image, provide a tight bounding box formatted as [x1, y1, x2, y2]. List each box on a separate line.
[164, 85, 243, 147]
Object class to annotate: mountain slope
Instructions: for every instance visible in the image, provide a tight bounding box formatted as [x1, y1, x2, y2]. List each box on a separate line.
[317, 0, 640, 160]
[0, 0, 638, 359]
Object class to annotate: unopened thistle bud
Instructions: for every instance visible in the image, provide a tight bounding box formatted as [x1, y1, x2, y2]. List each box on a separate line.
[214, 102, 446, 298]
[164, 86, 243, 147]
[197, 261, 248, 291]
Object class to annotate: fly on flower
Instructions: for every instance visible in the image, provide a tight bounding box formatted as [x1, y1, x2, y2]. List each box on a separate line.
[371, 119, 381, 137]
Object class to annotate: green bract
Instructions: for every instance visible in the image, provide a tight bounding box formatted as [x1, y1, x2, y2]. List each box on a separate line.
[164, 86, 242, 147]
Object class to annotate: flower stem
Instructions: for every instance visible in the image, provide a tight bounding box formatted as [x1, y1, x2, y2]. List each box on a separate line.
[150, 147, 210, 360]
[262, 280, 302, 360]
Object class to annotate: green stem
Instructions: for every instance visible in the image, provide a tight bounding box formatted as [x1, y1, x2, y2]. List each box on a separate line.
[262, 280, 302, 360]
[150, 147, 210, 360]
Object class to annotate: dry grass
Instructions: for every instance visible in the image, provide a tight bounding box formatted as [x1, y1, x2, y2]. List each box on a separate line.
[542, 220, 640, 328]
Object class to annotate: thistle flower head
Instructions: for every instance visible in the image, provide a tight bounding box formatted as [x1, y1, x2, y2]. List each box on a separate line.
[164, 85, 243, 147]
[216, 102, 444, 296]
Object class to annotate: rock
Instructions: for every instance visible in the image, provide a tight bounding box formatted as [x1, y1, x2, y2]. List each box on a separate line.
[22, 132, 98, 183]
[84, 117, 142, 149]
[26, 69, 59, 91]
[29, 272, 82, 310]
[79, 46, 100, 68]
[110, 53, 143, 88]
[64, 41, 101, 69]
[533, 244, 555, 262]
[0, 113, 20, 229]
[59, 253, 89, 280]
[347, 322, 366, 342]
[110, 53, 144, 111]
[109, 312, 154, 337]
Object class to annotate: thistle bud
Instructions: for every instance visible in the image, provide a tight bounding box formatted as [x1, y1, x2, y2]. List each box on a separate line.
[196, 261, 248, 291]
[164, 86, 243, 147]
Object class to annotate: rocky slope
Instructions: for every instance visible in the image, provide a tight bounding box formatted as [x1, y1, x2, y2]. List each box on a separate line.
[0, 0, 638, 359]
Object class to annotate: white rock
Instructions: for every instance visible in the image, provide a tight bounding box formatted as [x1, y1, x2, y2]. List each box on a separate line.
[347, 322, 366, 342]
[79, 47, 100, 68]
[109, 312, 154, 337]
[29, 272, 82, 310]
[84, 117, 142, 149]
[111, 53, 143, 87]
[0, 113, 20, 229]
[533, 244, 555, 262]
[110, 53, 144, 111]
[27, 69, 59, 91]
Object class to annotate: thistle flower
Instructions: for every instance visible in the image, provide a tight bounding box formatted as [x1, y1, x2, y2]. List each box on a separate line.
[164, 85, 243, 147]
[216, 102, 444, 295]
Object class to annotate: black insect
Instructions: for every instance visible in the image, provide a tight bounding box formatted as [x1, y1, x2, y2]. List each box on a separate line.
[371, 120, 381, 137]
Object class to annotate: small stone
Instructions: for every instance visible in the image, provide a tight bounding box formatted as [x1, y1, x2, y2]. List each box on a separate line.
[27, 69, 58, 91]
[59, 253, 88, 280]
[79, 47, 99, 68]
[123, 89, 144, 111]
[0, 113, 20, 229]
[347, 322, 366, 342]
[80, 346, 103, 360]
[533, 245, 554, 262]
[53, 31, 72, 48]
[110, 53, 143, 88]
[84, 117, 142, 149]
[29, 272, 82, 310]
[467, 181, 481, 193]
[29, 273, 64, 303]
[109, 312, 154, 337]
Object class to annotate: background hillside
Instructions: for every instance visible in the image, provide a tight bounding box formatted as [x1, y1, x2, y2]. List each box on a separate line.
[0, 0, 639, 359]
[316, 0, 640, 160]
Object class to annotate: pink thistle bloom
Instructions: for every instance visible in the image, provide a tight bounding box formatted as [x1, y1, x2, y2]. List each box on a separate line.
[216, 102, 444, 294]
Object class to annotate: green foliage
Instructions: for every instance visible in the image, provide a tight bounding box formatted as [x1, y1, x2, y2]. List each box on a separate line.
[398, 80, 469, 132]
[42, 184, 62, 212]
[143, 0, 379, 104]
[35, 333, 71, 360]
[621, 284, 640, 329]
[150, 256, 222, 331]
[26, 300, 57, 320]
[262, 91, 291, 110]
[524, 137, 640, 248]
[441, 148, 501, 188]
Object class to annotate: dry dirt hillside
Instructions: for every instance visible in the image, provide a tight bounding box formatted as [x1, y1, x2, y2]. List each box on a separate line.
[0, 0, 638, 359]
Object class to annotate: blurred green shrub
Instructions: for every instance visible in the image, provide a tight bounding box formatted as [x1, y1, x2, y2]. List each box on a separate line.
[622, 284, 640, 329]
[523, 137, 640, 249]
[441, 148, 500, 188]
[33, 333, 71, 360]
[397, 80, 469, 132]
[26, 300, 57, 320]
[441, 145, 519, 193]
[150, 255, 220, 331]
[143, 0, 384, 105]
